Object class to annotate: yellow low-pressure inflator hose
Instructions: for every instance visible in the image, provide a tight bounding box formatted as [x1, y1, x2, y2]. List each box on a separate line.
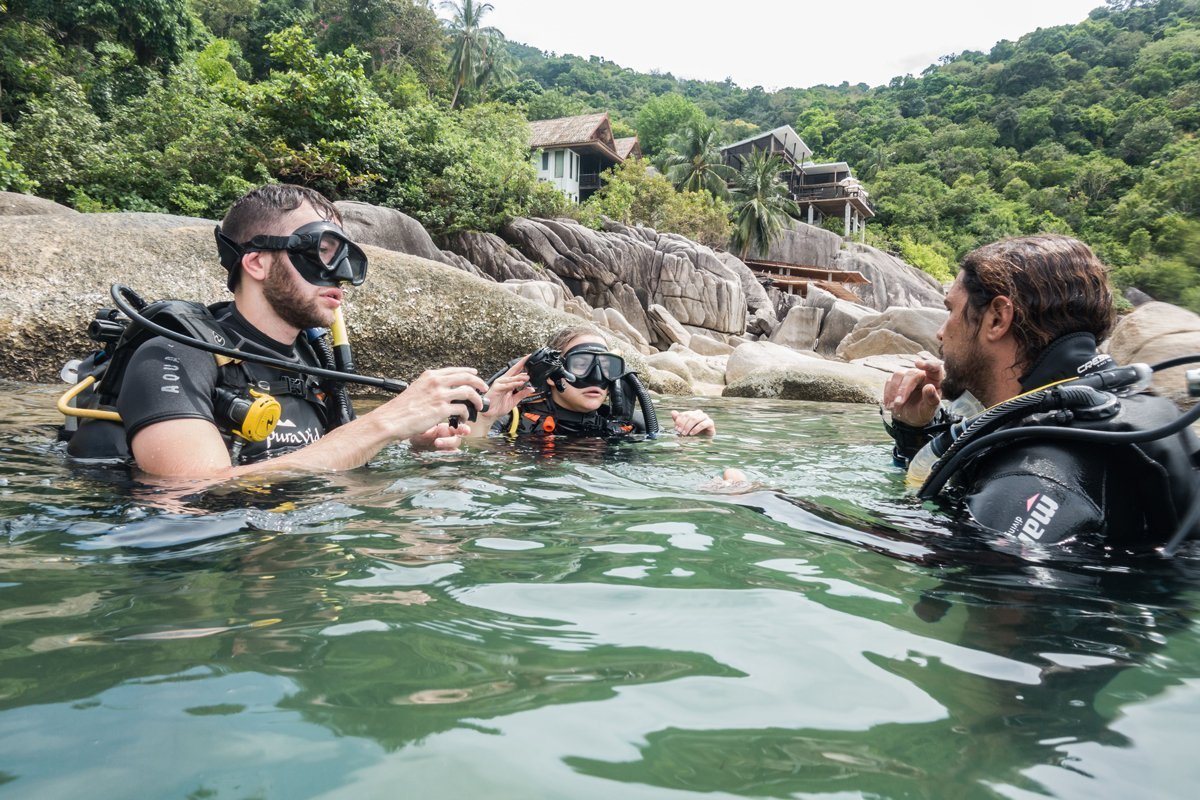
[57, 376, 121, 422]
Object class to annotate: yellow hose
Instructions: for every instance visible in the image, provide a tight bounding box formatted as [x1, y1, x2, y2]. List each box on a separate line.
[57, 375, 121, 422]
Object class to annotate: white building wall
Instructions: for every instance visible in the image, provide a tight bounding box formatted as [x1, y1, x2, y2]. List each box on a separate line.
[532, 147, 581, 203]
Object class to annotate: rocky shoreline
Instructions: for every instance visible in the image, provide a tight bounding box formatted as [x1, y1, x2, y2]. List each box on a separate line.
[1, 192, 1195, 405]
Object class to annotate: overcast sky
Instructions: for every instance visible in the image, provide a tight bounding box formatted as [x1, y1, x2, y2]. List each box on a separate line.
[479, 0, 1105, 91]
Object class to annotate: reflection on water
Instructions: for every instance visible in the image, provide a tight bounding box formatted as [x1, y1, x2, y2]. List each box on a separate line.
[1, 380, 1199, 798]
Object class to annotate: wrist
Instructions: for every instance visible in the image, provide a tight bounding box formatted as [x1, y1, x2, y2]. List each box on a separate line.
[881, 407, 950, 461]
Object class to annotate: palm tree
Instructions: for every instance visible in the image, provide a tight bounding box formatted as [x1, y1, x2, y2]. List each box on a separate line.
[441, 0, 507, 108]
[660, 122, 735, 198]
[859, 141, 891, 182]
[728, 148, 802, 259]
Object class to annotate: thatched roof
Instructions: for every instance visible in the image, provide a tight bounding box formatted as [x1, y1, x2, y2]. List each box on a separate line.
[614, 137, 641, 160]
[528, 112, 621, 163]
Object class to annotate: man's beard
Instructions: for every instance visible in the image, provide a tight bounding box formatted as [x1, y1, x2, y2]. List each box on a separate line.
[263, 259, 329, 331]
[940, 344, 991, 402]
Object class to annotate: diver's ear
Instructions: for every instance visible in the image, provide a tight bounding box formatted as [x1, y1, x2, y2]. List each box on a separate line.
[983, 294, 1015, 342]
[239, 250, 272, 284]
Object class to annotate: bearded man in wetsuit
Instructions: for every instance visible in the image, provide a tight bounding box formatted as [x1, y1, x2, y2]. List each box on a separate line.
[115, 184, 488, 478]
[882, 234, 1199, 550]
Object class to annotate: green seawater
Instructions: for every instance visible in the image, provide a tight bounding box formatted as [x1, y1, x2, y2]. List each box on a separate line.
[1, 381, 1199, 799]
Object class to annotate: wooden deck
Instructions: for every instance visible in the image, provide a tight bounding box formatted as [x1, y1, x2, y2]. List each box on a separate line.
[744, 259, 870, 299]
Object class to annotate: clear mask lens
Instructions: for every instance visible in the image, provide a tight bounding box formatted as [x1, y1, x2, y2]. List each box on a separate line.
[289, 224, 367, 286]
[565, 351, 624, 381]
[318, 232, 345, 267]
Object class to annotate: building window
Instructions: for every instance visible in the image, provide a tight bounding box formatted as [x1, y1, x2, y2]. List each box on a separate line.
[554, 150, 564, 178]
[541, 151, 549, 170]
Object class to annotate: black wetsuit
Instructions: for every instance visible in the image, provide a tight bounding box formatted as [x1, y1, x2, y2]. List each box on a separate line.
[109, 304, 329, 464]
[492, 395, 645, 438]
[903, 333, 1200, 549]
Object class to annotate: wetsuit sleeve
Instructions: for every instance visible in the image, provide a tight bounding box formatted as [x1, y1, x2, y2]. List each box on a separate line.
[116, 337, 220, 441]
[959, 444, 1105, 546]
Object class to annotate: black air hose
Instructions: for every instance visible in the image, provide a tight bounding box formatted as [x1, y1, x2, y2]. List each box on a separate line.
[308, 331, 355, 429]
[918, 384, 1116, 499]
[629, 373, 659, 438]
[920, 392, 1200, 500]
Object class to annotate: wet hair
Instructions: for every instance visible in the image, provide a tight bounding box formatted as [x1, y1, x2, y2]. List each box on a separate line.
[958, 234, 1115, 367]
[546, 325, 605, 353]
[221, 184, 341, 243]
[219, 185, 341, 289]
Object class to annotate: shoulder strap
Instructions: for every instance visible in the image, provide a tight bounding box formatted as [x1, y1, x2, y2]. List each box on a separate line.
[96, 299, 233, 406]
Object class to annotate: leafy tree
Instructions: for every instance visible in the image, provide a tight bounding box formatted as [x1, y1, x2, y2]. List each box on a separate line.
[9, 77, 107, 203]
[1120, 116, 1174, 163]
[375, 101, 565, 234]
[8, 0, 195, 67]
[580, 158, 731, 249]
[195, 0, 260, 42]
[0, 19, 63, 122]
[253, 27, 389, 195]
[728, 149, 801, 258]
[86, 57, 265, 217]
[0, 122, 35, 192]
[317, 0, 447, 93]
[898, 235, 955, 282]
[664, 188, 734, 250]
[524, 88, 589, 121]
[660, 121, 733, 198]
[795, 107, 839, 152]
[633, 93, 706, 157]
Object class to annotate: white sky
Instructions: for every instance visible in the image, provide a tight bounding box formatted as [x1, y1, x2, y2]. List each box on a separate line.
[482, 0, 1105, 90]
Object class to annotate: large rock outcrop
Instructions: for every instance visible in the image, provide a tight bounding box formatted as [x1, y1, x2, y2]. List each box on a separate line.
[0, 191, 78, 217]
[499, 217, 747, 341]
[1108, 301, 1200, 406]
[746, 218, 841, 268]
[442, 231, 570, 289]
[715, 251, 776, 324]
[722, 340, 889, 403]
[336, 200, 491, 281]
[0, 213, 591, 384]
[834, 243, 945, 310]
[336, 200, 448, 264]
[836, 307, 948, 361]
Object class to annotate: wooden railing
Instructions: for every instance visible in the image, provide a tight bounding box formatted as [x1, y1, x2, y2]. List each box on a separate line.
[792, 184, 870, 207]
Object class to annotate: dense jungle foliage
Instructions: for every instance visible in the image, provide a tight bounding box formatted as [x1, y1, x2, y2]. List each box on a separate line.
[0, 0, 1197, 306]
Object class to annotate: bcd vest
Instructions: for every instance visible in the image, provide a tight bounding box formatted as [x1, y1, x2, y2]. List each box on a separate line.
[63, 300, 327, 462]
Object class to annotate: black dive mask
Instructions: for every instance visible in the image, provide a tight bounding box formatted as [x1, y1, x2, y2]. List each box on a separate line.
[562, 343, 625, 390]
[215, 221, 368, 289]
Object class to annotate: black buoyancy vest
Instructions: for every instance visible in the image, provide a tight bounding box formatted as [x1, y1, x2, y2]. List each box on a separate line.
[64, 301, 327, 460]
[955, 333, 1200, 542]
[505, 396, 643, 438]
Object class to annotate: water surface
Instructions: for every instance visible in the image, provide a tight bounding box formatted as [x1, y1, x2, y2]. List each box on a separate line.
[1, 381, 1198, 799]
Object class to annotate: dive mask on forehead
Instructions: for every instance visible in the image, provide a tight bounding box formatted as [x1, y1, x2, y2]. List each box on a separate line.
[215, 221, 368, 289]
[562, 343, 625, 389]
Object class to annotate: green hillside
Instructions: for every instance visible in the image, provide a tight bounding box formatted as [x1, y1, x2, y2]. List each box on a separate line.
[507, 0, 1200, 301]
[0, 0, 1196, 305]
